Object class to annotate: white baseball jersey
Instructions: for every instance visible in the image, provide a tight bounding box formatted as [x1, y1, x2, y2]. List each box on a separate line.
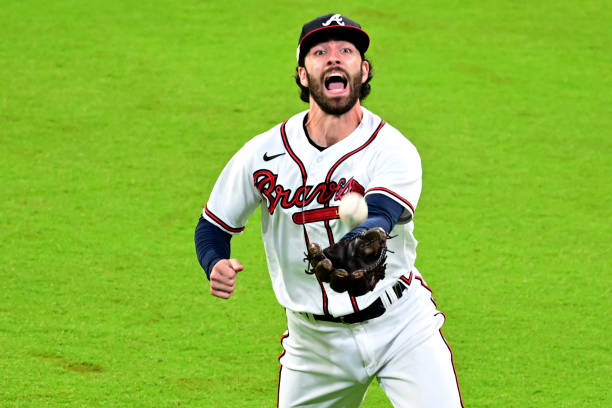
[203, 107, 423, 316]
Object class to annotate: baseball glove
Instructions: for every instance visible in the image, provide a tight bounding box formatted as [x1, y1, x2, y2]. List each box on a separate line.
[305, 227, 389, 297]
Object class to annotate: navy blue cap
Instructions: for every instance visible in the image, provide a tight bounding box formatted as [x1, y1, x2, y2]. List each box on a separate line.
[297, 13, 370, 65]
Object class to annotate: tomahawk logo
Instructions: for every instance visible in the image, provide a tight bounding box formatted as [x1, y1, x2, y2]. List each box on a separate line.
[322, 14, 345, 26]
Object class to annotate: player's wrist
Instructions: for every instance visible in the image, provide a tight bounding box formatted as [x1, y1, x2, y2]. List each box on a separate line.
[207, 257, 226, 280]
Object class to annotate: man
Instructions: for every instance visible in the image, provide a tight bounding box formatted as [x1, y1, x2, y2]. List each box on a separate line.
[195, 13, 464, 407]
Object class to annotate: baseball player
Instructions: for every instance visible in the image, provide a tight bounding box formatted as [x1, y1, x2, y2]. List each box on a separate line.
[195, 13, 464, 407]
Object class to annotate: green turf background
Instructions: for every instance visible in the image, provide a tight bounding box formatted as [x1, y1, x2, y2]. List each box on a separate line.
[1, 0, 610, 406]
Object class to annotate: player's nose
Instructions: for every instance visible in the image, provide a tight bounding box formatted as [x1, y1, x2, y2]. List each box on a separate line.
[326, 53, 341, 65]
[326, 46, 343, 65]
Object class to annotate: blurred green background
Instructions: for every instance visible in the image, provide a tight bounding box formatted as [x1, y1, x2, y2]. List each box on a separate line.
[1, 1, 610, 406]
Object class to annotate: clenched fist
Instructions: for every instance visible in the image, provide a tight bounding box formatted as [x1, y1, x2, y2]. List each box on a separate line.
[209, 258, 244, 299]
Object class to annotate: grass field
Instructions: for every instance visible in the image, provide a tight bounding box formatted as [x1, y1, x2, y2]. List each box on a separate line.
[1, 1, 610, 407]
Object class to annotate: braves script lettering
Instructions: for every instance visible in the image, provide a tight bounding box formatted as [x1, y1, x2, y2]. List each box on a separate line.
[253, 169, 364, 214]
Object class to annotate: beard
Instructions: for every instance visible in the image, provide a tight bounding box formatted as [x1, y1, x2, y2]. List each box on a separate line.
[306, 68, 362, 116]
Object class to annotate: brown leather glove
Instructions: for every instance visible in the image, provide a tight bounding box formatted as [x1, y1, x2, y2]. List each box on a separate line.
[306, 228, 388, 297]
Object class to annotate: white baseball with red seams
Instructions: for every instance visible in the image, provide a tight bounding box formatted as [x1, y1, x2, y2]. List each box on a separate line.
[338, 192, 368, 226]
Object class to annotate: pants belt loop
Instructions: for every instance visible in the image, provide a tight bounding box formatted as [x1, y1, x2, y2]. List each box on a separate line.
[381, 288, 393, 309]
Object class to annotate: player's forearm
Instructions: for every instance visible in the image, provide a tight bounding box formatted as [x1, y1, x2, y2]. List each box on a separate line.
[194, 216, 232, 279]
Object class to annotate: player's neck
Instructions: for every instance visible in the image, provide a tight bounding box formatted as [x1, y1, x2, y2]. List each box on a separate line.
[305, 102, 363, 148]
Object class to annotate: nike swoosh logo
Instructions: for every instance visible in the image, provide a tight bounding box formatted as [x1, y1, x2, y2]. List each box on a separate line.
[263, 152, 286, 161]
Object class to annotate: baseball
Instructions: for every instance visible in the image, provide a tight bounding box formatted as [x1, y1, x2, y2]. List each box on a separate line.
[338, 192, 368, 226]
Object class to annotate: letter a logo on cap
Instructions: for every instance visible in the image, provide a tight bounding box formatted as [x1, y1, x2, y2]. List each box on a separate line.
[322, 14, 345, 26]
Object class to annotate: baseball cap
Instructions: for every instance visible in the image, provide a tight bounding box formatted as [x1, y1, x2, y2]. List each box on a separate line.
[297, 13, 370, 65]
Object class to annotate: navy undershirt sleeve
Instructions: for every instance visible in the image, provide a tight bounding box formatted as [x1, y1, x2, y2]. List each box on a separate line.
[194, 216, 232, 280]
[343, 194, 405, 239]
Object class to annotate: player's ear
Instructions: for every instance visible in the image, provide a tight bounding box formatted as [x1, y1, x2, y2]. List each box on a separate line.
[297, 66, 309, 87]
[360, 60, 370, 84]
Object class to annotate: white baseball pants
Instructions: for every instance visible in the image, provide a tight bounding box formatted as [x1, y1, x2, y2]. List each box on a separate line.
[277, 279, 464, 407]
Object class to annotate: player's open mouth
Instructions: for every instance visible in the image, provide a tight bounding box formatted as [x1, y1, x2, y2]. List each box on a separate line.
[324, 72, 348, 92]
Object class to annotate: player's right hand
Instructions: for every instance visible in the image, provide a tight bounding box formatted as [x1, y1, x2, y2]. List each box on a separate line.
[209, 258, 244, 299]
